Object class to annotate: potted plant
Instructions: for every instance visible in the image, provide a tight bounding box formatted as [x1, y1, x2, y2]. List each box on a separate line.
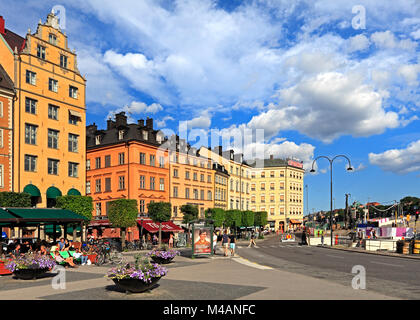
[146, 247, 179, 264]
[106, 254, 167, 293]
[6, 254, 56, 280]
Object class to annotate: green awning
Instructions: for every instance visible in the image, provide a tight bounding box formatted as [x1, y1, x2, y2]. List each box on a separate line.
[6, 208, 89, 221]
[23, 184, 41, 197]
[46, 186, 62, 199]
[67, 188, 81, 196]
[45, 224, 82, 234]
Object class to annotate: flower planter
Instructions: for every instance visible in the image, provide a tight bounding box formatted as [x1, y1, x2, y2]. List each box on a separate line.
[0, 261, 12, 275]
[150, 256, 174, 264]
[112, 277, 161, 293]
[13, 268, 49, 280]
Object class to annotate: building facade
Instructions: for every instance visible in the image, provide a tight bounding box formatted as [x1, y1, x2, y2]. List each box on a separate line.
[213, 163, 229, 210]
[86, 113, 169, 219]
[0, 13, 86, 206]
[248, 157, 304, 231]
[0, 64, 14, 191]
[166, 137, 215, 223]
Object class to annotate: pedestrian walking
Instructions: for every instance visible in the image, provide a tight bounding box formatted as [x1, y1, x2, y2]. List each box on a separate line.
[321, 230, 324, 246]
[229, 233, 236, 257]
[222, 230, 230, 257]
[248, 231, 257, 247]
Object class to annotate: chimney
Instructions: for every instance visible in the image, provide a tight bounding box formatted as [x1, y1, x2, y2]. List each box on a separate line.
[0, 16, 5, 35]
[115, 112, 127, 127]
[107, 119, 115, 130]
[146, 117, 153, 129]
[87, 123, 97, 134]
[270, 155, 274, 160]
[213, 145, 223, 155]
[138, 119, 144, 127]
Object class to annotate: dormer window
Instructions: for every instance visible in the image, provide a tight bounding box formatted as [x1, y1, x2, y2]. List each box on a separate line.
[49, 34, 57, 45]
[142, 131, 148, 140]
[60, 55, 68, 68]
[95, 135, 101, 145]
[119, 130, 124, 140]
[37, 45, 46, 60]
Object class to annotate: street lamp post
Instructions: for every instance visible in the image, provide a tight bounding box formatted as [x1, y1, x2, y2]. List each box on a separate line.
[310, 155, 353, 247]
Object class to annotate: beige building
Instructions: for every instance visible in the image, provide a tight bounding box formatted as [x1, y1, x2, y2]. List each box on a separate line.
[248, 157, 304, 231]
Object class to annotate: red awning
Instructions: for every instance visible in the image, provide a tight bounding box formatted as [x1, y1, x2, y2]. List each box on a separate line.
[88, 219, 111, 227]
[137, 219, 183, 233]
[289, 219, 302, 224]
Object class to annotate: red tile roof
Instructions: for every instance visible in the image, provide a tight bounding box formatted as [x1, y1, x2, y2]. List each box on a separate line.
[2, 28, 25, 53]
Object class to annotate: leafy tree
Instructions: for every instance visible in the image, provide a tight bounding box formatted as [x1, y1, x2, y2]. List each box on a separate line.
[0, 192, 31, 207]
[205, 208, 225, 228]
[242, 211, 255, 228]
[107, 199, 138, 249]
[254, 211, 268, 227]
[147, 202, 171, 248]
[56, 195, 93, 240]
[181, 204, 199, 225]
[225, 210, 242, 232]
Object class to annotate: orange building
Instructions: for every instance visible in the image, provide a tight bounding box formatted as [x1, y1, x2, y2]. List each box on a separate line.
[0, 64, 14, 192]
[0, 13, 86, 205]
[86, 112, 169, 240]
[164, 136, 215, 223]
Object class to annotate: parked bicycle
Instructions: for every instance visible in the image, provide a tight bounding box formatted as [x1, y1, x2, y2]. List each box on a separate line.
[94, 240, 123, 266]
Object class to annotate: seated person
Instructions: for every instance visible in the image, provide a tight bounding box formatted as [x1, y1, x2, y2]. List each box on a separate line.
[52, 248, 77, 268]
[72, 248, 88, 265]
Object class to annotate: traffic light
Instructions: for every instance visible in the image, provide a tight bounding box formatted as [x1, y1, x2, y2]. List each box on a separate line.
[416, 211, 419, 221]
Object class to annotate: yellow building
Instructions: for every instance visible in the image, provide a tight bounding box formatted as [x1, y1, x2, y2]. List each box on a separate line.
[213, 162, 229, 210]
[248, 157, 304, 231]
[167, 137, 215, 223]
[0, 13, 86, 206]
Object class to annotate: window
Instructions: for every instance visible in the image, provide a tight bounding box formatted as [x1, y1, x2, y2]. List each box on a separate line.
[261, 196, 265, 203]
[48, 78, 58, 92]
[270, 171, 275, 177]
[95, 203, 102, 216]
[25, 98, 37, 114]
[69, 114, 79, 125]
[280, 171, 284, 177]
[270, 195, 275, 202]
[185, 188, 190, 199]
[118, 130, 124, 140]
[150, 177, 155, 190]
[0, 101, 3, 118]
[251, 184, 256, 191]
[139, 200, 145, 213]
[193, 172, 197, 181]
[86, 160, 91, 171]
[95, 157, 101, 169]
[47, 129, 59, 149]
[47, 159, 59, 175]
[142, 131, 148, 140]
[26, 71, 36, 85]
[185, 171, 190, 179]
[208, 191, 212, 201]
[261, 172, 265, 178]
[251, 196, 256, 203]
[95, 179, 101, 192]
[36, 45, 46, 59]
[49, 33, 57, 45]
[173, 206, 178, 217]
[69, 86, 78, 99]
[159, 178, 165, 191]
[270, 207, 275, 215]
[105, 178, 111, 192]
[236, 181, 239, 192]
[261, 183, 265, 190]
[118, 153, 125, 165]
[150, 155, 155, 167]
[193, 189, 198, 200]
[24, 155, 37, 172]
[68, 134, 78, 152]
[200, 190, 204, 200]
[25, 124, 37, 145]
[68, 162, 78, 177]
[86, 181, 91, 194]
[200, 174, 204, 182]
[159, 156, 165, 168]
[173, 169, 178, 178]
[140, 153, 146, 165]
[173, 186, 178, 197]
[48, 104, 59, 120]
[95, 136, 101, 145]
[270, 183, 275, 190]
[208, 175, 211, 183]
[0, 129, 3, 148]
[139, 175, 145, 189]
[102, 155, 110, 168]
[280, 182, 284, 190]
[60, 55, 68, 68]
[119, 176, 125, 190]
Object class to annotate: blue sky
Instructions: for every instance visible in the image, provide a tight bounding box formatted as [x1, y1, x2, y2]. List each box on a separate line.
[1, 0, 419, 212]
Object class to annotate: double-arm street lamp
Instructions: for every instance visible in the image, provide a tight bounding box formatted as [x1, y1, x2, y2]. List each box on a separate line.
[310, 155, 353, 246]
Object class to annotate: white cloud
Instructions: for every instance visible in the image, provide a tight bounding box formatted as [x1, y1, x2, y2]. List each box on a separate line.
[186, 111, 212, 129]
[398, 64, 420, 86]
[411, 29, 420, 40]
[107, 101, 163, 122]
[348, 34, 370, 52]
[247, 72, 402, 143]
[369, 140, 420, 174]
[371, 30, 417, 50]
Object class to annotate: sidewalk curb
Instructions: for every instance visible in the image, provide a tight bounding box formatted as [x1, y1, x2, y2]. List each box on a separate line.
[316, 245, 420, 260]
